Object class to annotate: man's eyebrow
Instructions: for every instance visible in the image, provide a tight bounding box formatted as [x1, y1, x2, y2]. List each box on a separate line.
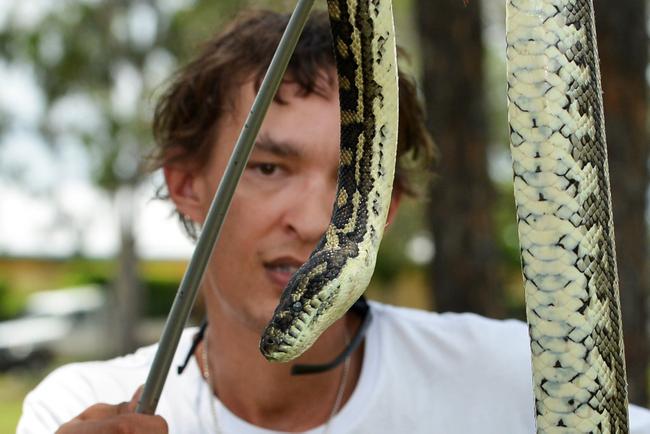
[254, 136, 301, 158]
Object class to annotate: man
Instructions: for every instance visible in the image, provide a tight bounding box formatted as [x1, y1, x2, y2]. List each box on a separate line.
[17, 9, 650, 434]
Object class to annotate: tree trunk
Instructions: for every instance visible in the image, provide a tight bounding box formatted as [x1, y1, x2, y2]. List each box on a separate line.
[113, 187, 142, 355]
[594, 0, 649, 406]
[415, 0, 504, 317]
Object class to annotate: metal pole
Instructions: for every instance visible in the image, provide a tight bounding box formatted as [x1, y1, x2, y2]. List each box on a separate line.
[137, 0, 317, 414]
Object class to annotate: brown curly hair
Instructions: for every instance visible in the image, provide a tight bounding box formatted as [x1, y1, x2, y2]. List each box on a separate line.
[148, 9, 437, 239]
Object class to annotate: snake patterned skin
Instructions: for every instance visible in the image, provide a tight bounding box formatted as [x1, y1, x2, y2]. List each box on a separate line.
[260, 0, 398, 362]
[506, 0, 629, 432]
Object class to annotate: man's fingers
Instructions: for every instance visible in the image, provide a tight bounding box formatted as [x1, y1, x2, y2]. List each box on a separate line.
[56, 387, 168, 434]
[72, 400, 136, 420]
[110, 413, 169, 433]
[128, 385, 145, 413]
[75, 403, 124, 421]
[57, 412, 168, 434]
[116, 401, 132, 415]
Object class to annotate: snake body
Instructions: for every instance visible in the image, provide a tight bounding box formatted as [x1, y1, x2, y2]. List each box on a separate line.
[259, 0, 398, 362]
[506, 0, 629, 432]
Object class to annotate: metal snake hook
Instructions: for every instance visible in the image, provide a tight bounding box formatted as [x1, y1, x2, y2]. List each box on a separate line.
[136, 0, 317, 414]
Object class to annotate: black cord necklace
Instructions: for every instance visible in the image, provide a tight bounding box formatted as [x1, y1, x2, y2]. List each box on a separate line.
[177, 296, 372, 376]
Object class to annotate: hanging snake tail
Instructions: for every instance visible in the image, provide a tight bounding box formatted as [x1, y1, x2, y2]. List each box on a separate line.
[260, 0, 399, 362]
[506, 0, 629, 432]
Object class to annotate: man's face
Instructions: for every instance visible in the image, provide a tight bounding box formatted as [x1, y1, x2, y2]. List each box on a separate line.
[188, 79, 341, 333]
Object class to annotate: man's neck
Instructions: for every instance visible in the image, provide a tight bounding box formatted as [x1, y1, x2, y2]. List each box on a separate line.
[196, 311, 364, 431]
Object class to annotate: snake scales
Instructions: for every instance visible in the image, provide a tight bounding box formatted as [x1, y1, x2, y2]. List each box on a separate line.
[507, 0, 629, 432]
[258, 0, 630, 432]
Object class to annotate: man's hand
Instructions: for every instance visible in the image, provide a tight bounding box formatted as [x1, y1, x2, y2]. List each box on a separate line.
[55, 386, 168, 434]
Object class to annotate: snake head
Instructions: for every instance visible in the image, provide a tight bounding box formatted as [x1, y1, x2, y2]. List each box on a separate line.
[259, 309, 297, 361]
[259, 250, 340, 362]
[260, 244, 368, 362]
[259, 284, 327, 362]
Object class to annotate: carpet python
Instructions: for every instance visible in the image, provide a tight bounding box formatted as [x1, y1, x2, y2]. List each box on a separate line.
[507, 0, 629, 432]
[259, 0, 398, 362]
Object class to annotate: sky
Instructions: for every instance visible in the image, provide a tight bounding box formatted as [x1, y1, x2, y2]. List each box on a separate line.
[0, 152, 195, 259]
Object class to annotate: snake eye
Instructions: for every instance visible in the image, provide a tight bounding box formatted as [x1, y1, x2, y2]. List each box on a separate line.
[292, 302, 303, 312]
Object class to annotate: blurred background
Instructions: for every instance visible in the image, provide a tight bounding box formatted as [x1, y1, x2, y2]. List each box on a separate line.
[0, 0, 647, 431]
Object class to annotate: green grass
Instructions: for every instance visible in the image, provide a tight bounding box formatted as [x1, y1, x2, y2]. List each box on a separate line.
[0, 399, 24, 433]
[0, 370, 47, 433]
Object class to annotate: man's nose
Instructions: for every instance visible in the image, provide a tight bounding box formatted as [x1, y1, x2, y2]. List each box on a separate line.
[283, 177, 336, 243]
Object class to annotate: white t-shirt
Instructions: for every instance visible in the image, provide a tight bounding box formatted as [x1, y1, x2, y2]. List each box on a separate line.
[17, 302, 650, 433]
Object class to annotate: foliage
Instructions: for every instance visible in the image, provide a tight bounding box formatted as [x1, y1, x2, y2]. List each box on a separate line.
[0, 278, 27, 320]
[3, 1, 162, 190]
[0, 256, 189, 317]
[374, 198, 429, 283]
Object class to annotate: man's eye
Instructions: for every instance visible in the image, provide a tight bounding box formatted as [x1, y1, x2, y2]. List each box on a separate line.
[257, 163, 277, 175]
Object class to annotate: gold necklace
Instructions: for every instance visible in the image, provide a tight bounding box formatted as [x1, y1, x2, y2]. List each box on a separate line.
[200, 332, 351, 434]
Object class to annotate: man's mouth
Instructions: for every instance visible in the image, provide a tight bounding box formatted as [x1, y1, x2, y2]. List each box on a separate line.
[266, 264, 300, 274]
[264, 258, 303, 287]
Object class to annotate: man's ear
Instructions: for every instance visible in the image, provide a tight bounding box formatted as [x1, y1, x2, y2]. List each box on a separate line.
[385, 188, 402, 228]
[163, 165, 205, 224]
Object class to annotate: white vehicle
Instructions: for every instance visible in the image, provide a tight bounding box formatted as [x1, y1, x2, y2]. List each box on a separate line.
[0, 285, 107, 370]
